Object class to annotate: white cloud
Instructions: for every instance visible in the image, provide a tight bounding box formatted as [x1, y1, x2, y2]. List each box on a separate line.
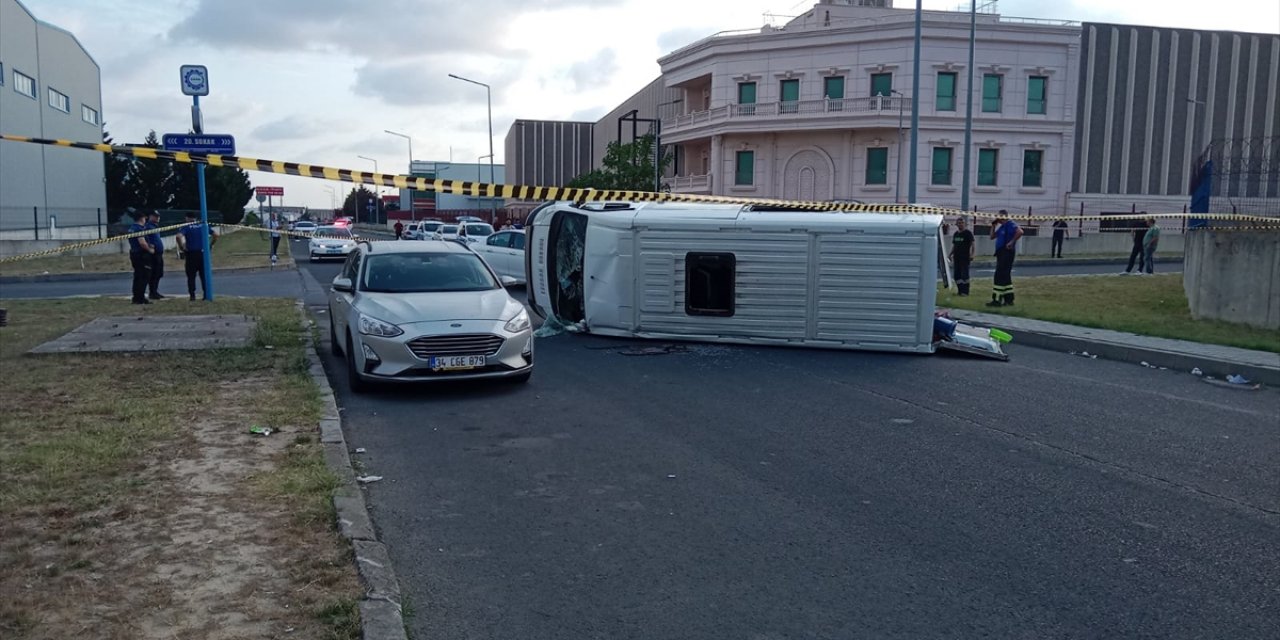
[18, 0, 1279, 210]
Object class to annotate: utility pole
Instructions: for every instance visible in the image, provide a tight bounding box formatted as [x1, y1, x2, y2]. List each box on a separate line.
[960, 0, 977, 214]
[908, 0, 923, 203]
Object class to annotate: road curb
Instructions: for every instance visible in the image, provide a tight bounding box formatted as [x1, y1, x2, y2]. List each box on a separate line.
[956, 313, 1280, 386]
[0, 263, 295, 284]
[299, 305, 408, 640]
[970, 257, 1184, 268]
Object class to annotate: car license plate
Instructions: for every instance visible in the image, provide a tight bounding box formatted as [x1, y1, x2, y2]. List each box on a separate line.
[327, 247, 343, 253]
[429, 355, 485, 371]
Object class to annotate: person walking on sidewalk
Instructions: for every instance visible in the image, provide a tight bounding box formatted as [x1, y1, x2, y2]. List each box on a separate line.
[1051, 218, 1068, 258]
[987, 211, 1023, 307]
[394, 220, 404, 240]
[144, 210, 166, 300]
[1142, 217, 1160, 274]
[950, 217, 975, 296]
[1123, 223, 1146, 274]
[126, 210, 155, 305]
[176, 211, 217, 300]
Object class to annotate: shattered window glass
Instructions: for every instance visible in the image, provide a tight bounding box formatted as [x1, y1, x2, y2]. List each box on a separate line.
[549, 212, 588, 323]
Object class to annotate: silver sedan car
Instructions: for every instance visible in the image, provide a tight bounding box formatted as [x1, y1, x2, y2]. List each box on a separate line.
[328, 240, 533, 391]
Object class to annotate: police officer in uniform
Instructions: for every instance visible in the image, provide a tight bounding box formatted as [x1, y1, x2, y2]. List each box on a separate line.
[126, 210, 155, 304]
[949, 217, 975, 296]
[144, 210, 166, 299]
[176, 211, 217, 300]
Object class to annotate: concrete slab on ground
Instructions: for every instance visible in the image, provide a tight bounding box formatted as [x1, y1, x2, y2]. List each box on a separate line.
[28, 314, 256, 354]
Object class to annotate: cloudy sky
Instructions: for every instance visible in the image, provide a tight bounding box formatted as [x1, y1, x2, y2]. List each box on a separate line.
[21, 0, 1280, 209]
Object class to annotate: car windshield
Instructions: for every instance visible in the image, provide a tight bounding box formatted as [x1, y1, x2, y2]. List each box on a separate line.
[361, 252, 499, 293]
[421, 222, 443, 232]
[464, 224, 494, 236]
[316, 227, 352, 238]
[296, 221, 316, 227]
[441, 225, 459, 234]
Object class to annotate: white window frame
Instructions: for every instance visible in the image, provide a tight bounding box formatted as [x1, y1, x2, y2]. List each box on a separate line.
[48, 87, 70, 113]
[13, 70, 35, 99]
[82, 104, 99, 125]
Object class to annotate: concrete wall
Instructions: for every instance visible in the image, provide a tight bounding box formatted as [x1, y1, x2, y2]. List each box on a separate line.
[1183, 230, 1280, 330]
[0, 237, 127, 258]
[0, 0, 106, 236]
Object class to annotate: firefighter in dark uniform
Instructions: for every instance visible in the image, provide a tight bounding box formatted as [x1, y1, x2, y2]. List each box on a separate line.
[144, 210, 166, 299]
[126, 210, 155, 304]
[987, 211, 1024, 307]
[949, 217, 975, 296]
[176, 211, 216, 300]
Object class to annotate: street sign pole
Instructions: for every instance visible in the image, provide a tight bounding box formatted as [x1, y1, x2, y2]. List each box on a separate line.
[194, 94, 214, 301]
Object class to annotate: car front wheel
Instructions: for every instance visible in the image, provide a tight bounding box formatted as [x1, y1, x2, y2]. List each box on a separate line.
[346, 335, 369, 393]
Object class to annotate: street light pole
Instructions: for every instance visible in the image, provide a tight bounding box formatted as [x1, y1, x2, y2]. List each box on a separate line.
[384, 129, 414, 220]
[891, 89, 906, 203]
[448, 74, 495, 222]
[960, 0, 977, 214]
[357, 155, 378, 225]
[908, 0, 923, 203]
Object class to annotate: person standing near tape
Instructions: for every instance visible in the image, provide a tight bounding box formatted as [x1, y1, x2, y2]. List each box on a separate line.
[949, 217, 975, 296]
[176, 211, 216, 301]
[126, 210, 155, 305]
[1051, 218, 1069, 258]
[144, 210, 166, 300]
[987, 211, 1023, 307]
[267, 213, 281, 263]
[1142, 217, 1160, 274]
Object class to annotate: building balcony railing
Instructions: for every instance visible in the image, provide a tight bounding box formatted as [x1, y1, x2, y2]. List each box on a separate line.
[664, 96, 910, 137]
[670, 174, 711, 193]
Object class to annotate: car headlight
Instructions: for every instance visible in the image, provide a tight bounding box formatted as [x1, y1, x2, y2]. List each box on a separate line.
[358, 313, 404, 337]
[504, 309, 531, 333]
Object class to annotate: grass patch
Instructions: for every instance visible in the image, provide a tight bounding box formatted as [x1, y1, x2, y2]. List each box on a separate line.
[0, 297, 359, 638]
[316, 598, 362, 640]
[0, 226, 292, 277]
[939, 273, 1280, 353]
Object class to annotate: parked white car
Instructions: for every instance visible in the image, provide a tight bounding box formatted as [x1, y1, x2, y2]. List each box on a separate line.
[309, 225, 357, 261]
[294, 220, 318, 234]
[471, 229, 527, 284]
[457, 222, 495, 247]
[432, 224, 461, 242]
[404, 220, 444, 240]
[327, 240, 533, 391]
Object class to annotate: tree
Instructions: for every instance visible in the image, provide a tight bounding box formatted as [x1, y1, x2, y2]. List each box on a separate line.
[170, 160, 254, 225]
[566, 134, 671, 191]
[341, 186, 383, 222]
[103, 126, 136, 214]
[127, 130, 175, 210]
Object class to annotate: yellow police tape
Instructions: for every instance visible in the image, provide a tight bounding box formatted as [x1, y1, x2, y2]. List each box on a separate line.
[1, 132, 1277, 259]
[0, 223, 191, 264]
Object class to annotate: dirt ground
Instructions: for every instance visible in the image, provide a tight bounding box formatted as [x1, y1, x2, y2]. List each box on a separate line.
[0, 300, 361, 640]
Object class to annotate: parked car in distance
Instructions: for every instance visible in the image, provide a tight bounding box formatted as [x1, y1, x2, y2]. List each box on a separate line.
[293, 220, 318, 235]
[457, 222, 495, 247]
[457, 215, 484, 223]
[309, 225, 357, 261]
[432, 224, 461, 242]
[471, 229, 527, 284]
[404, 220, 444, 240]
[327, 240, 533, 391]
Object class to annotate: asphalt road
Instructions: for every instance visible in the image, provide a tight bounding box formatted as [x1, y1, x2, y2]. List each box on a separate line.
[293, 255, 1278, 640]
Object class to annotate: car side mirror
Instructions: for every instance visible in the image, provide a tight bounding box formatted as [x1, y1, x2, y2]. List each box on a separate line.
[500, 275, 518, 287]
[332, 277, 354, 293]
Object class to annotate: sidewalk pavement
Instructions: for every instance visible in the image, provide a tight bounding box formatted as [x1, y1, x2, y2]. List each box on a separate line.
[0, 263, 294, 285]
[971, 256, 1183, 268]
[952, 310, 1280, 386]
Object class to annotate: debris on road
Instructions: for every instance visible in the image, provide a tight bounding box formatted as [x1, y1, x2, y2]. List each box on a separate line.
[1191, 367, 1203, 376]
[356, 475, 383, 484]
[1226, 374, 1252, 385]
[249, 425, 273, 436]
[354, 447, 366, 454]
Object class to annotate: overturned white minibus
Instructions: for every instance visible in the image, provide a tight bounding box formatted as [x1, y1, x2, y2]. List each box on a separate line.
[524, 201, 1005, 359]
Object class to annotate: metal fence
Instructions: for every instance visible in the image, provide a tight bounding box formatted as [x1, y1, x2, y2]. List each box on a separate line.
[0, 206, 106, 239]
